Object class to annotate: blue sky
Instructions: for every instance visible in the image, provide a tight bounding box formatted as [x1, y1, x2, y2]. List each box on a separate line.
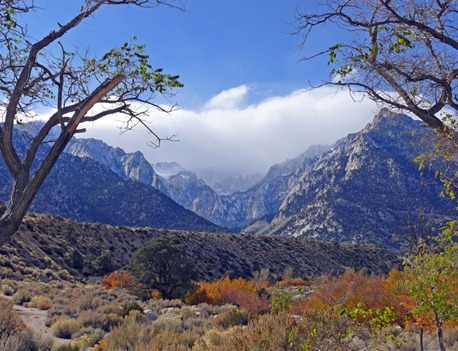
[25, 1, 379, 178]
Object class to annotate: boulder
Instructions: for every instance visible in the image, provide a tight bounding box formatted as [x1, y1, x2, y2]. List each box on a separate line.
[143, 309, 157, 321]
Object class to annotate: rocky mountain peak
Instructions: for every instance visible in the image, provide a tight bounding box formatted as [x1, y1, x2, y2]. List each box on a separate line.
[368, 108, 419, 132]
[247, 110, 456, 250]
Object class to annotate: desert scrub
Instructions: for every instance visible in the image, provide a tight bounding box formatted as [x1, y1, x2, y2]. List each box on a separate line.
[51, 318, 82, 339]
[56, 269, 72, 281]
[212, 307, 250, 328]
[154, 313, 184, 332]
[97, 312, 199, 351]
[95, 311, 154, 350]
[74, 292, 98, 312]
[119, 301, 143, 317]
[12, 290, 31, 305]
[54, 343, 81, 351]
[0, 298, 49, 351]
[0, 331, 40, 351]
[1, 281, 16, 296]
[74, 327, 105, 346]
[31, 295, 52, 310]
[77, 310, 120, 331]
[0, 298, 26, 335]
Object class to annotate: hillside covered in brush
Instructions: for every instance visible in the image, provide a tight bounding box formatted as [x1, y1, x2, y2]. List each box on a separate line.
[0, 212, 401, 282]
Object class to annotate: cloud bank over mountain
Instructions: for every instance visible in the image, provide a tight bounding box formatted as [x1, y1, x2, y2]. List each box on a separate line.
[82, 86, 378, 176]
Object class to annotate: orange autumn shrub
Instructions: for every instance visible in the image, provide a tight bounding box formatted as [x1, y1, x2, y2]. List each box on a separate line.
[102, 270, 130, 289]
[186, 276, 269, 313]
[294, 269, 407, 326]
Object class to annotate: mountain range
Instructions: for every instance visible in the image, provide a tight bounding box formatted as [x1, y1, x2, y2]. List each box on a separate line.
[1, 109, 455, 250]
[0, 128, 221, 233]
[67, 138, 330, 230]
[246, 110, 455, 249]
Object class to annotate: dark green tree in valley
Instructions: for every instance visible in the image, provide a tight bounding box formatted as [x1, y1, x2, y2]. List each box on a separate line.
[129, 236, 197, 299]
[66, 249, 84, 270]
[94, 251, 115, 276]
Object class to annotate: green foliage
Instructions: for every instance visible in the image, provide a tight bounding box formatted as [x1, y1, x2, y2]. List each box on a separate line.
[119, 301, 143, 318]
[389, 30, 414, 53]
[51, 318, 82, 339]
[129, 236, 197, 299]
[327, 43, 342, 65]
[54, 344, 81, 351]
[271, 291, 296, 314]
[66, 249, 84, 270]
[341, 303, 396, 331]
[405, 223, 458, 319]
[213, 307, 250, 328]
[84, 37, 183, 99]
[93, 252, 114, 276]
[404, 222, 458, 350]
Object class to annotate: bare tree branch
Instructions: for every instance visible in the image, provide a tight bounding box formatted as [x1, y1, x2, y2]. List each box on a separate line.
[0, 0, 183, 246]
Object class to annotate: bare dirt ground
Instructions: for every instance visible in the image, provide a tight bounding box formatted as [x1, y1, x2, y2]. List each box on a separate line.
[13, 304, 68, 346]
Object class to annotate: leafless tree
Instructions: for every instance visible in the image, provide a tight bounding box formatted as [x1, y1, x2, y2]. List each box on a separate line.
[296, 0, 458, 137]
[0, 0, 184, 246]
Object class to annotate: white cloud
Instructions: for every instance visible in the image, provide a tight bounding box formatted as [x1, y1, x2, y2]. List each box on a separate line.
[81, 86, 379, 177]
[204, 85, 249, 110]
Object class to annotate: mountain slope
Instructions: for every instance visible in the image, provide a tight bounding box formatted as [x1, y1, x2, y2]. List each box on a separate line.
[67, 139, 328, 230]
[0, 130, 221, 233]
[251, 110, 455, 249]
[68, 138, 169, 194]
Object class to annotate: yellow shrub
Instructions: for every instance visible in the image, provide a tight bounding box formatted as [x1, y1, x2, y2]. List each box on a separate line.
[51, 318, 82, 339]
[31, 295, 52, 310]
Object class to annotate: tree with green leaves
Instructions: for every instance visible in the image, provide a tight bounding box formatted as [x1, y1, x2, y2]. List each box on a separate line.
[296, 1, 458, 137]
[404, 222, 458, 351]
[296, 2, 458, 348]
[0, 0, 183, 246]
[129, 236, 197, 299]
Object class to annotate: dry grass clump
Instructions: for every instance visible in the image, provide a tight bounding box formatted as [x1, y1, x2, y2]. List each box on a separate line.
[53, 343, 81, 351]
[95, 310, 199, 351]
[77, 310, 121, 332]
[95, 311, 154, 351]
[50, 318, 82, 339]
[0, 298, 26, 336]
[30, 295, 52, 310]
[0, 297, 54, 350]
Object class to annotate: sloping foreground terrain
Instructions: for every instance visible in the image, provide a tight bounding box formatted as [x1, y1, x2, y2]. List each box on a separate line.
[0, 212, 401, 282]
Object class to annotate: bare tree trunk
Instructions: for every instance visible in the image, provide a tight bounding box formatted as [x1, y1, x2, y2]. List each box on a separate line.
[436, 317, 446, 351]
[0, 75, 124, 246]
[0, 215, 22, 247]
[419, 326, 424, 351]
